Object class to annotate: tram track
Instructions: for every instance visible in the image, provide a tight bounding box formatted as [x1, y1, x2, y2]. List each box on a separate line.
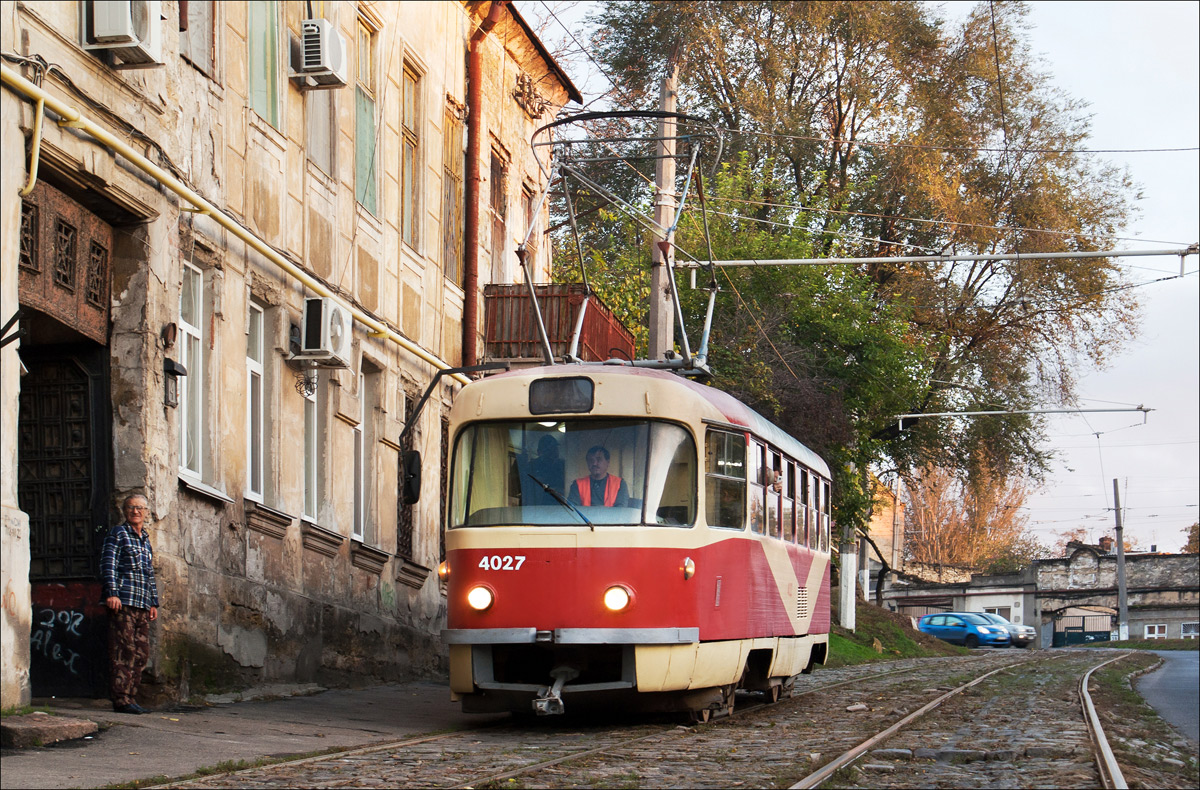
[159, 652, 1026, 789]
[798, 650, 1142, 790]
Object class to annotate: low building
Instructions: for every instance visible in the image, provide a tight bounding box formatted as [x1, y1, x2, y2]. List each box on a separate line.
[1035, 541, 1200, 643]
[880, 541, 1199, 647]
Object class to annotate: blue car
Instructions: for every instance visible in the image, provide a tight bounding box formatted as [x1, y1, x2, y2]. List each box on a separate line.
[918, 612, 1011, 648]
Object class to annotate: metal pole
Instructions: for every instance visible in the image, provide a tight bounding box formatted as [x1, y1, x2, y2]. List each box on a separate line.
[649, 65, 677, 360]
[1113, 479, 1130, 641]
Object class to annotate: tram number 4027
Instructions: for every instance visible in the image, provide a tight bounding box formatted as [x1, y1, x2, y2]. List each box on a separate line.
[479, 555, 526, 571]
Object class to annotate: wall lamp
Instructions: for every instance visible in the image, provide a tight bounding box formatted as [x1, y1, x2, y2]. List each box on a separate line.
[164, 358, 188, 408]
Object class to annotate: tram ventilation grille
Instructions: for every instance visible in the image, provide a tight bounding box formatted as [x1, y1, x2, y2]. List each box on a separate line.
[796, 587, 809, 620]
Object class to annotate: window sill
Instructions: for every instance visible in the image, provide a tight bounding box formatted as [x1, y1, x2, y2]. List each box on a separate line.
[179, 474, 235, 505]
[300, 520, 344, 558]
[395, 557, 432, 590]
[245, 500, 294, 539]
[350, 541, 390, 575]
[247, 108, 287, 153]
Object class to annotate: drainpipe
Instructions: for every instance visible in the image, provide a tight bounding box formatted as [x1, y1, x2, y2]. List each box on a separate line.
[463, 0, 507, 368]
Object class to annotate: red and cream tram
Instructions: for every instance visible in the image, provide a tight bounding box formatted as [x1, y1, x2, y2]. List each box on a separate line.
[440, 365, 832, 719]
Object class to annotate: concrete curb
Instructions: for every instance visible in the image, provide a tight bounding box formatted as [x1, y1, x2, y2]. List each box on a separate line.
[1, 713, 98, 749]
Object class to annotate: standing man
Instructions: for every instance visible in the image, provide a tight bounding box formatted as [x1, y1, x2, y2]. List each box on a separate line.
[568, 445, 630, 508]
[101, 494, 159, 714]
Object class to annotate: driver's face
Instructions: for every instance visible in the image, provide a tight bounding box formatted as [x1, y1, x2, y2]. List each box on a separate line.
[587, 451, 609, 479]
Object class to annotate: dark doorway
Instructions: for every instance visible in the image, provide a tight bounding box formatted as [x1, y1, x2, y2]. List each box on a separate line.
[19, 346, 114, 698]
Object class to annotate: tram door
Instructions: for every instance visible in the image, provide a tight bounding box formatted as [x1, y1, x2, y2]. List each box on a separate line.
[17, 180, 115, 698]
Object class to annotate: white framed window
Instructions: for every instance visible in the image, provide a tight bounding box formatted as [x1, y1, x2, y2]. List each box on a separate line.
[1182, 622, 1198, 640]
[1144, 624, 1168, 640]
[246, 302, 265, 500]
[303, 377, 319, 521]
[353, 372, 366, 540]
[179, 262, 205, 477]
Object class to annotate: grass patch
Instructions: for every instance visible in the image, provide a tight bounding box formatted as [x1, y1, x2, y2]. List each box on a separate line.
[1, 705, 54, 718]
[1088, 655, 1200, 789]
[1080, 638, 1198, 651]
[824, 599, 967, 667]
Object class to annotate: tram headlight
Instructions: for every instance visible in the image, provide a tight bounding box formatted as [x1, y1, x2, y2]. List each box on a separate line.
[466, 585, 494, 611]
[603, 585, 632, 612]
[682, 557, 696, 580]
[437, 561, 450, 580]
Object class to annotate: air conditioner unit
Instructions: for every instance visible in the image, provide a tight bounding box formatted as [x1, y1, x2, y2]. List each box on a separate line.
[81, 0, 163, 68]
[296, 297, 353, 368]
[289, 18, 348, 89]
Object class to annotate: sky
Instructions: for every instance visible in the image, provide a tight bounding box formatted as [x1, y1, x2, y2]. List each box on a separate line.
[517, 1, 1200, 553]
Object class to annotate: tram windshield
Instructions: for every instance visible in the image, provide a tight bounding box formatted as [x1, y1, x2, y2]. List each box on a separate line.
[450, 419, 697, 527]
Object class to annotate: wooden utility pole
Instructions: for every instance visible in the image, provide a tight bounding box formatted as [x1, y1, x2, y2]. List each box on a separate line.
[648, 64, 678, 360]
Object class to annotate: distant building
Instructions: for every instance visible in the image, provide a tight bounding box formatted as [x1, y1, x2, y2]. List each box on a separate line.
[1035, 541, 1199, 644]
[879, 541, 1199, 646]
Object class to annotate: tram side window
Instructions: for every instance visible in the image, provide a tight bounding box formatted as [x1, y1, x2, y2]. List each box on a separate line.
[799, 468, 810, 547]
[782, 461, 795, 543]
[766, 451, 781, 539]
[705, 430, 746, 529]
[749, 441, 766, 534]
[822, 480, 832, 552]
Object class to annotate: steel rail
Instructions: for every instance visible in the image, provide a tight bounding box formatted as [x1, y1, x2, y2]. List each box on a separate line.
[446, 655, 1007, 790]
[1080, 652, 1132, 789]
[789, 652, 1055, 789]
[147, 724, 508, 789]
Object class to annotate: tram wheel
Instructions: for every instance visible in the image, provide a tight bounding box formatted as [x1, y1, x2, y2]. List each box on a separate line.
[767, 683, 781, 703]
[688, 707, 712, 724]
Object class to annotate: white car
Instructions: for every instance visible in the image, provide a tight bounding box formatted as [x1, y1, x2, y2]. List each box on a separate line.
[979, 612, 1036, 648]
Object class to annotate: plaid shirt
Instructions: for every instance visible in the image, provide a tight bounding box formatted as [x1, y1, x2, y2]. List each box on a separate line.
[101, 522, 159, 610]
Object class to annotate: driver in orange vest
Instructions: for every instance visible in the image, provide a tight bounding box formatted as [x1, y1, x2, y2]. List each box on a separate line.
[568, 445, 629, 507]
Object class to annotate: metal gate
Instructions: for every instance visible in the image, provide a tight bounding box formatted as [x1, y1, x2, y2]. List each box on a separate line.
[1053, 614, 1113, 647]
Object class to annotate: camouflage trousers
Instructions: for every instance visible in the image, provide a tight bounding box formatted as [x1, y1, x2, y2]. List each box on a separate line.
[109, 607, 151, 707]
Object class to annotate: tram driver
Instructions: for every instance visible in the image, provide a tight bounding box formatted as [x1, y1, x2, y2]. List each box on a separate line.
[568, 445, 630, 508]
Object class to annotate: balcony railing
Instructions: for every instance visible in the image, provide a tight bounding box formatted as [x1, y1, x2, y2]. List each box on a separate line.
[483, 284, 636, 363]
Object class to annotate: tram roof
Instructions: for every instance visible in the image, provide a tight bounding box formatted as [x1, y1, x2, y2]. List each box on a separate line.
[483, 364, 831, 479]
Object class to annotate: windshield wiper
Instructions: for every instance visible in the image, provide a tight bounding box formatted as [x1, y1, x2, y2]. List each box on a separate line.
[525, 473, 593, 529]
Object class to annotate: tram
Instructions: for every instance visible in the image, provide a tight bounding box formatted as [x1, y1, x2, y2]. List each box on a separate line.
[440, 364, 833, 719]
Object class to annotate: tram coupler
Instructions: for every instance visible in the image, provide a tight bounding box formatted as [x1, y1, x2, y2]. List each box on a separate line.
[533, 666, 579, 715]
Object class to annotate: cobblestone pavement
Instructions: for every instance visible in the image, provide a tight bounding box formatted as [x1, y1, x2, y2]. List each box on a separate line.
[836, 650, 1111, 789]
[165, 650, 1199, 789]
[164, 652, 1029, 789]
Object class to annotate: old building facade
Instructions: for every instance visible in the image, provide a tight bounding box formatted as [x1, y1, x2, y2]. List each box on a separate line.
[1, 0, 578, 707]
[880, 541, 1199, 646]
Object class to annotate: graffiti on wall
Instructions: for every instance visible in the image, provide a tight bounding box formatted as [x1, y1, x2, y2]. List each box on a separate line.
[30, 582, 108, 698]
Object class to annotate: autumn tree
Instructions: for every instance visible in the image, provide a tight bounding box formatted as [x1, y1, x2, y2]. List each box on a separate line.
[903, 460, 1042, 573]
[568, 0, 1139, 538]
[1184, 522, 1200, 554]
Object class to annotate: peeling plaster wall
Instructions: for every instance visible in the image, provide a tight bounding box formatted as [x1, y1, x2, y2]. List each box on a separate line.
[1, 1, 578, 704]
[1035, 549, 1200, 638]
[1, 4, 32, 703]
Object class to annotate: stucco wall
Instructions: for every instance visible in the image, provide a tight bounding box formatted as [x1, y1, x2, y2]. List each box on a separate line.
[2, 0, 576, 704]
